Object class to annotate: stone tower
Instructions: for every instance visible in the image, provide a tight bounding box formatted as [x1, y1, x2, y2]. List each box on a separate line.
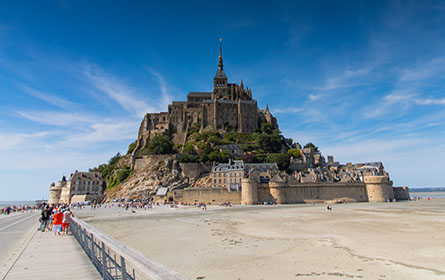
[48, 182, 61, 205]
[212, 38, 228, 99]
[241, 169, 259, 205]
[364, 175, 394, 202]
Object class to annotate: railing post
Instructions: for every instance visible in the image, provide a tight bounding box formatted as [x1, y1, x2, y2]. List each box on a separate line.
[101, 241, 107, 279]
[85, 228, 91, 258]
[90, 233, 95, 260]
[120, 256, 127, 280]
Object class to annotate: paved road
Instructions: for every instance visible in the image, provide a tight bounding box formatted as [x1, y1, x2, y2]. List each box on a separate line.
[0, 212, 39, 279]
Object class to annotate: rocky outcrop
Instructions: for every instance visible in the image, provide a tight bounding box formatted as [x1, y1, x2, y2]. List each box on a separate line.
[105, 155, 212, 201]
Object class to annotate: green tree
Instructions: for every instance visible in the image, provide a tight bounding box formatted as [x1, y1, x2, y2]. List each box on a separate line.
[177, 153, 199, 163]
[107, 166, 133, 189]
[116, 166, 132, 182]
[208, 151, 230, 163]
[304, 142, 319, 153]
[256, 133, 282, 153]
[147, 135, 174, 154]
[126, 141, 137, 155]
[260, 122, 274, 134]
[108, 153, 121, 166]
[266, 153, 290, 171]
[182, 143, 197, 155]
[287, 148, 301, 158]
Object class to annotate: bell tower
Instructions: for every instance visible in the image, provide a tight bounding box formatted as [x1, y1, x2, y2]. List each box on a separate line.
[213, 38, 228, 99]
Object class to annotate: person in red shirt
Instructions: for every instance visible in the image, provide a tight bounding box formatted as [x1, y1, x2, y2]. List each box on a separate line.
[52, 210, 63, 236]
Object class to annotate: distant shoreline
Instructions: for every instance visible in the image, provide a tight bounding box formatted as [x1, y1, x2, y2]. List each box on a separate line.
[0, 201, 37, 208]
[409, 188, 445, 192]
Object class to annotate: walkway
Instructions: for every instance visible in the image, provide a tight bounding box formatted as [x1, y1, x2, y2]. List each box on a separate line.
[4, 229, 101, 280]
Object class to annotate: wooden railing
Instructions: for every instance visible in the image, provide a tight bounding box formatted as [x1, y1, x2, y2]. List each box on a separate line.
[70, 217, 188, 280]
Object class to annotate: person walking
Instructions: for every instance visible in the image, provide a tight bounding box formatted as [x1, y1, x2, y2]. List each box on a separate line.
[52, 210, 63, 236]
[39, 206, 51, 232]
[62, 208, 74, 235]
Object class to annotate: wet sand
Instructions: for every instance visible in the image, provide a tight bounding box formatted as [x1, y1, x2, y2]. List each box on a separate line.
[76, 200, 445, 280]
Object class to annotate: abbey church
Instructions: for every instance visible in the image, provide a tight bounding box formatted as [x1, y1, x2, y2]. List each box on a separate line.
[134, 40, 278, 152]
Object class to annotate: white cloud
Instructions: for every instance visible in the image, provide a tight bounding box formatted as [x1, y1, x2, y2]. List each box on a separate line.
[316, 66, 373, 90]
[363, 92, 445, 119]
[415, 98, 445, 105]
[308, 94, 324, 101]
[273, 107, 303, 114]
[144, 66, 173, 110]
[0, 131, 52, 151]
[17, 110, 97, 127]
[83, 64, 155, 117]
[18, 85, 77, 110]
[399, 56, 445, 82]
[64, 121, 138, 145]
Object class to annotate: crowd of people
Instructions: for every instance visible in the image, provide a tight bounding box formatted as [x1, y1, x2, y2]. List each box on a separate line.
[1, 204, 37, 215]
[39, 204, 74, 235]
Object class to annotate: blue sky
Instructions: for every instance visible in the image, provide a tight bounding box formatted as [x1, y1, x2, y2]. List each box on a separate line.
[1, 1, 445, 200]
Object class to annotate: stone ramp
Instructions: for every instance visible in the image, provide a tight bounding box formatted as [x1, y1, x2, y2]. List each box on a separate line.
[4, 230, 101, 280]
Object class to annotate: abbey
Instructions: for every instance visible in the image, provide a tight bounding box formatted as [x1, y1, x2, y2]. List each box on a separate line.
[134, 40, 278, 152]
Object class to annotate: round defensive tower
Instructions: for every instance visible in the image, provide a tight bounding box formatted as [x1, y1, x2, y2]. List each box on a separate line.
[241, 177, 258, 205]
[269, 182, 286, 204]
[364, 176, 394, 202]
[48, 182, 61, 205]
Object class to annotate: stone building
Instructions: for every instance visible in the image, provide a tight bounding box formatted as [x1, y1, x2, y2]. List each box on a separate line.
[134, 40, 278, 153]
[211, 160, 244, 190]
[219, 144, 244, 158]
[211, 160, 278, 190]
[48, 171, 105, 204]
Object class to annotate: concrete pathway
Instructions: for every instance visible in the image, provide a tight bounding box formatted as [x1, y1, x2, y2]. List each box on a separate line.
[4, 230, 101, 280]
[0, 213, 39, 279]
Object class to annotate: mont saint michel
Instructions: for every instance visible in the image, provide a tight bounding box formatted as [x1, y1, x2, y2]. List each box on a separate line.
[48, 41, 409, 206]
[3, 2, 445, 280]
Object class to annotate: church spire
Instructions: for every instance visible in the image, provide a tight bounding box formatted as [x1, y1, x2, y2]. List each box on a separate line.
[214, 38, 227, 81]
[218, 37, 223, 71]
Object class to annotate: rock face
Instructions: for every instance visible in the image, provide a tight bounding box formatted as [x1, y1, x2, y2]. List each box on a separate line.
[105, 155, 212, 201]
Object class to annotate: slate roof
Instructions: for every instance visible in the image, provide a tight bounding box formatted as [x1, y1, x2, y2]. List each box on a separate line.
[156, 187, 168, 196]
[212, 160, 278, 173]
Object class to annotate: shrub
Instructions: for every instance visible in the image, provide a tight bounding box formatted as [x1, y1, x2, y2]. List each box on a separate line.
[147, 135, 174, 154]
[288, 148, 301, 158]
[266, 153, 290, 170]
[126, 141, 137, 155]
[304, 142, 319, 153]
[108, 153, 121, 166]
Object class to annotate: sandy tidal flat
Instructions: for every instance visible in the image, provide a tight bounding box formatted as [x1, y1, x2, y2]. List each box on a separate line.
[77, 200, 445, 280]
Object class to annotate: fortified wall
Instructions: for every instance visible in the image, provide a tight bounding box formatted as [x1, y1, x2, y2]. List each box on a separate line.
[180, 171, 407, 205]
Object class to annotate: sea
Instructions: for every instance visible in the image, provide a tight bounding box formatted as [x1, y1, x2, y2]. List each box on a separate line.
[0, 201, 38, 209]
[409, 191, 445, 199]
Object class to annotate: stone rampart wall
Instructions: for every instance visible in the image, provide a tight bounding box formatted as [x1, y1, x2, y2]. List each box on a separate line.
[393, 187, 410, 200]
[258, 182, 368, 204]
[182, 188, 241, 204]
